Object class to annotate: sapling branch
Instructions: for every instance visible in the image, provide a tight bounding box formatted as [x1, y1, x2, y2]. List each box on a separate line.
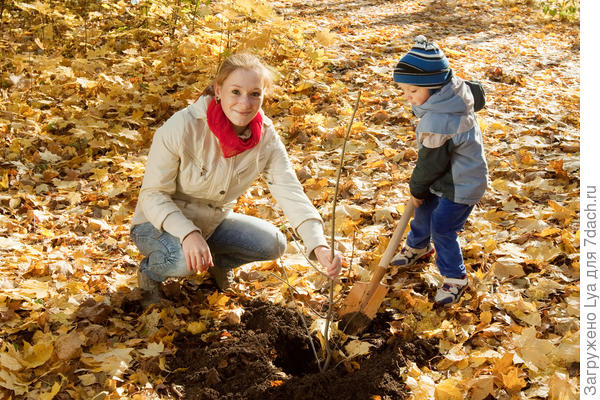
[322, 90, 361, 371]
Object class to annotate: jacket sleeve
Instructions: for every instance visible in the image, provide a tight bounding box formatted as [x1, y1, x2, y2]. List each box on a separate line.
[138, 117, 200, 241]
[409, 132, 453, 199]
[263, 133, 328, 257]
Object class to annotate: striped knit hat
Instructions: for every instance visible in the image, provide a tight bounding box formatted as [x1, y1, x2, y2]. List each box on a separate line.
[393, 35, 452, 87]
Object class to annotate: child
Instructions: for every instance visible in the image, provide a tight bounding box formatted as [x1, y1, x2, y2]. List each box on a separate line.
[390, 36, 488, 305]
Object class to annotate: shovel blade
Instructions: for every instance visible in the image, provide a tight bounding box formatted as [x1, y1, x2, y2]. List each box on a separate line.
[338, 281, 389, 319]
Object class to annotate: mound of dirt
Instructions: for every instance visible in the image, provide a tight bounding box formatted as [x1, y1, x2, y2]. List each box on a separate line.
[167, 299, 438, 400]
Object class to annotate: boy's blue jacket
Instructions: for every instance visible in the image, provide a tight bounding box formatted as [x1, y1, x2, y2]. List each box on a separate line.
[410, 76, 488, 205]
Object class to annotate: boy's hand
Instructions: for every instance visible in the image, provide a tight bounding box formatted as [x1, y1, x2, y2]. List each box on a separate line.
[411, 195, 424, 208]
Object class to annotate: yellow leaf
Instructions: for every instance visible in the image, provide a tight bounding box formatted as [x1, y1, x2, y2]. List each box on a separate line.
[554, 331, 579, 364]
[519, 149, 536, 166]
[483, 238, 497, 252]
[367, 159, 386, 169]
[225, 308, 244, 325]
[548, 372, 577, 400]
[55, 331, 84, 361]
[81, 347, 133, 378]
[39, 379, 62, 400]
[491, 178, 508, 191]
[469, 349, 501, 367]
[383, 148, 397, 158]
[539, 227, 560, 237]
[159, 356, 171, 372]
[40, 227, 55, 238]
[501, 366, 526, 393]
[512, 327, 554, 371]
[34, 37, 45, 50]
[90, 168, 109, 182]
[78, 373, 97, 386]
[493, 352, 514, 376]
[0, 369, 28, 395]
[405, 374, 435, 400]
[526, 241, 561, 262]
[468, 375, 494, 400]
[139, 341, 165, 358]
[561, 229, 577, 254]
[435, 378, 463, 400]
[0, 169, 8, 189]
[492, 262, 525, 279]
[315, 29, 336, 46]
[0, 351, 22, 371]
[207, 292, 230, 307]
[376, 180, 392, 188]
[187, 321, 207, 335]
[345, 340, 374, 358]
[10, 279, 50, 299]
[21, 341, 53, 368]
[480, 311, 492, 325]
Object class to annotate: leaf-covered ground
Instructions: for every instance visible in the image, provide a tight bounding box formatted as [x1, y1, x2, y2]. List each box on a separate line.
[0, 0, 580, 399]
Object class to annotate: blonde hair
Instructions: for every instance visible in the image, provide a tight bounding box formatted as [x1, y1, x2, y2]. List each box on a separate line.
[204, 53, 275, 97]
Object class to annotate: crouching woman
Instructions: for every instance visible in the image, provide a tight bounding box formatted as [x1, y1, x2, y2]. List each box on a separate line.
[130, 53, 342, 304]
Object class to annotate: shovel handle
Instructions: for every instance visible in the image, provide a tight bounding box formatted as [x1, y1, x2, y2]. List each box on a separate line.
[379, 200, 415, 268]
[363, 200, 415, 297]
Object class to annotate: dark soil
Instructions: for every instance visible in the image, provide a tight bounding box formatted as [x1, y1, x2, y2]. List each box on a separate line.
[167, 299, 439, 400]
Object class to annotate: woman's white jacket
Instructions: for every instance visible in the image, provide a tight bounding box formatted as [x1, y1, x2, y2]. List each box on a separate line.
[131, 96, 327, 254]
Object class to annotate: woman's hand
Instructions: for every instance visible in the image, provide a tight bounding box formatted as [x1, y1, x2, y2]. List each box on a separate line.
[314, 246, 343, 279]
[182, 231, 213, 273]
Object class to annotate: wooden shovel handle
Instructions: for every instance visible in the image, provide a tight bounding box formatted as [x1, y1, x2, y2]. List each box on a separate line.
[363, 200, 415, 297]
[379, 200, 415, 268]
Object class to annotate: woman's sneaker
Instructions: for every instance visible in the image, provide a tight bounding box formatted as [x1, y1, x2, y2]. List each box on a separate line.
[137, 270, 163, 306]
[390, 243, 434, 267]
[210, 266, 235, 292]
[434, 276, 468, 306]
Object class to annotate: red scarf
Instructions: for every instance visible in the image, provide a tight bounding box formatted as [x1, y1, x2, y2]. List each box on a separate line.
[206, 98, 263, 158]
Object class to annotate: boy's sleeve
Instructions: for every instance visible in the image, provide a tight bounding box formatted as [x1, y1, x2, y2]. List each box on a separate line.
[409, 132, 454, 199]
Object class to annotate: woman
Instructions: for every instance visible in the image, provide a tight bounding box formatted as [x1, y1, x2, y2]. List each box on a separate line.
[130, 53, 342, 304]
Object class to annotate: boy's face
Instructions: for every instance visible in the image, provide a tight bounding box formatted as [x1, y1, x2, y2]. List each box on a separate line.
[398, 83, 430, 106]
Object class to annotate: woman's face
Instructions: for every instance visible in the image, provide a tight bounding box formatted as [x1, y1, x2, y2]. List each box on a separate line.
[214, 68, 264, 133]
[398, 83, 430, 106]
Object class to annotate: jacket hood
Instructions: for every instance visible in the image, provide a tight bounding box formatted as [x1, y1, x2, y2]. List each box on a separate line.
[412, 76, 476, 135]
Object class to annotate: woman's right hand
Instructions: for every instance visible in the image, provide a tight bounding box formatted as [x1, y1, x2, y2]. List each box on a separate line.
[182, 231, 213, 273]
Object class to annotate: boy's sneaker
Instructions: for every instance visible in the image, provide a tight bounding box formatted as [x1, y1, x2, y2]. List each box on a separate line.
[434, 276, 468, 306]
[137, 270, 163, 306]
[210, 266, 235, 292]
[390, 243, 434, 267]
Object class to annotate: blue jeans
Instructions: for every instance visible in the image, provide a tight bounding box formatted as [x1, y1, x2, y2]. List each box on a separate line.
[406, 196, 473, 279]
[130, 213, 287, 282]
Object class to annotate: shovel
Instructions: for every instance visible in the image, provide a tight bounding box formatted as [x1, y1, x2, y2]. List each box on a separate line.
[339, 200, 415, 335]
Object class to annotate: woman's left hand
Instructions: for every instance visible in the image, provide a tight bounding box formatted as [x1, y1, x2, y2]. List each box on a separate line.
[314, 246, 343, 280]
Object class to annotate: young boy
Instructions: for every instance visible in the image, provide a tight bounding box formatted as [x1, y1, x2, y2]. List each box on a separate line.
[390, 36, 488, 305]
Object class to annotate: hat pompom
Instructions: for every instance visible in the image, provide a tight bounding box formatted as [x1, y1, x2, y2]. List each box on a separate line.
[415, 35, 428, 45]
[413, 35, 437, 51]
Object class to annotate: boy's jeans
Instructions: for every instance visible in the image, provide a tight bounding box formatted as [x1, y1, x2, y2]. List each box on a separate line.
[406, 195, 474, 279]
[130, 212, 287, 282]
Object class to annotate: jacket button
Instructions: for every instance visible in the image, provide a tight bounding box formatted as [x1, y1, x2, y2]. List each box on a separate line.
[220, 190, 225, 195]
